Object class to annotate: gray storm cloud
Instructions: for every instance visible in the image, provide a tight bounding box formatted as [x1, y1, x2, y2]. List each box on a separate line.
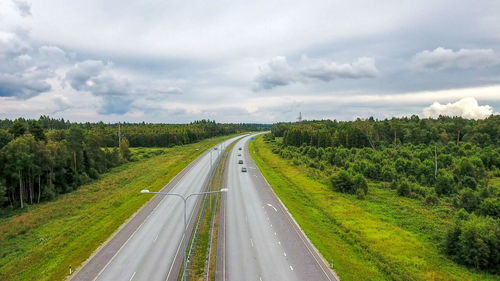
[253, 56, 379, 91]
[12, 0, 31, 17]
[1, 0, 500, 122]
[65, 60, 135, 115]
[0, 31, 54, 99]
[413, 47, 500, 71]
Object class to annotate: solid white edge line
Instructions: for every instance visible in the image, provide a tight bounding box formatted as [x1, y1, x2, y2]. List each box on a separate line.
[250, 136, 339, 281]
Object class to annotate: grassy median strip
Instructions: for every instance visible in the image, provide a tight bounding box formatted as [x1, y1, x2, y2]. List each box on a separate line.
[249, 135, 497, 281]
[0, 135, 237, 281]
[187, 138, 238, 281]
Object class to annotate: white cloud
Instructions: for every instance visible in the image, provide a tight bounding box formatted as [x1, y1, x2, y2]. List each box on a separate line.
[413, 47, 500, 70]
[12, 0, 31, 17]
[1, 0, 500, 122]
[253, 56, 379, 91]
[253, 56, 296, 90]
[422, 97, 494, 119]
[300, 56, 379, 81]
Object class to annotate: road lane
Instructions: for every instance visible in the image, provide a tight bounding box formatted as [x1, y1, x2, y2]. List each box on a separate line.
[222, 135, 339, 281]
[71, 136, 241, 281]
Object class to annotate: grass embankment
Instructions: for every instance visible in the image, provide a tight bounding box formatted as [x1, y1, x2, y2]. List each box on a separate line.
[187, 138, 238, 281]
[249, 135, 498, 281]
[0, 135, 237, 281]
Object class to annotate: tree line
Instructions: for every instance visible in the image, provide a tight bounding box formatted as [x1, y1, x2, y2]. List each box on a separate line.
[266, 115, 499, 271]
[0, 117, 269, 212]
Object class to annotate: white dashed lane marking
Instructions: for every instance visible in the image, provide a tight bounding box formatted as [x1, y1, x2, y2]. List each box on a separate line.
[266, 203, 278, 212]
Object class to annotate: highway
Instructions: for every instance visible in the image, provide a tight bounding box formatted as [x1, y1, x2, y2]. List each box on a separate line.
[71, 136, 241, 281]
[219, 134, 339, 281]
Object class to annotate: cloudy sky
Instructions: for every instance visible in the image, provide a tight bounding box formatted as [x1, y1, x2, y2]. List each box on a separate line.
[1, 0, 499, 123]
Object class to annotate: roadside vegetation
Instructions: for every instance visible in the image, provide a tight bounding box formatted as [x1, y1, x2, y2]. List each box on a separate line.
[0, 135, 237, 281]
[186, 138, 238, 281]
[250, 115, 499, 281]
[0, 116, 267, 214]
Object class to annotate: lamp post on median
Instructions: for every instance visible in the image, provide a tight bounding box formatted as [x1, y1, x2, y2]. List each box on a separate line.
[140, 188, 228, 281]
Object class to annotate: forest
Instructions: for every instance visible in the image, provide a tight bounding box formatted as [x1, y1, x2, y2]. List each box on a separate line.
[267, 115, 499, 272]
[0, 117, 267, 213]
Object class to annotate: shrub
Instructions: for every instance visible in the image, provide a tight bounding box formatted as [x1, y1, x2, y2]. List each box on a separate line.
[330, 170, 369, 195]
[411, 184, 430, 199]
[353, 174, 368, 195]
[307, 146, 318, 158]
[435, 169, 455, 196]
[356, 188, 366, 199]
[445, 214, 499, 271]
[424, 194, 439, 206]
[380, 165, 396, 182]
[478, 198, 500, 218]
[396, 179, 412, 197]
[456, 188, 480, 213]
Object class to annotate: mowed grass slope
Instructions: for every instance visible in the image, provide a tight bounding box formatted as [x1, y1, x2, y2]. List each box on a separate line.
[0, 135, 236, 281]
[249, 135, 498, 281]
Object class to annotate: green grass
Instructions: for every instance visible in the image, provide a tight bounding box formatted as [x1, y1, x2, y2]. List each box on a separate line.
[129, 147, 170, 161]
[249, 135, 499, 281]
[0, 135, 238, 281]
[187, 137, 238, 281]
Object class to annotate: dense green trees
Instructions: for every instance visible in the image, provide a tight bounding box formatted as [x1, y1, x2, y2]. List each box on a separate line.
[267, 115, 499, 271]
[445, 213, 499, 271]
[0, 117, 267, 212]
[274, 115, 499, 148]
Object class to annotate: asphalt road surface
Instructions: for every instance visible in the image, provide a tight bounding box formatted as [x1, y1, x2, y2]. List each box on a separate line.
[219, 134, 339, 281]
[71, 136, 241, 281]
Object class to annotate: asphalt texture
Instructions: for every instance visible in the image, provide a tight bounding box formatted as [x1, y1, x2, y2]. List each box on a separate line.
[218, 134, 339, 281]
[70, 136, 240, 281]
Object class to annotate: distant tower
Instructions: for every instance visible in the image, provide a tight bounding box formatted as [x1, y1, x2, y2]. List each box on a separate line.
[297, 112, 302, 122]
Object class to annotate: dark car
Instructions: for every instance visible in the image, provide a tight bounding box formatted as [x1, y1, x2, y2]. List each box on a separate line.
[238, 147, 242, 150]
[238, 160, 243, 164]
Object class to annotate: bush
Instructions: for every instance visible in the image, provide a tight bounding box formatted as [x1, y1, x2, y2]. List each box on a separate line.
[353, 174, 368, 195]
[435, 169, 455, 195]
[424, 194, 439, 206]
[330, 170, 369, 195]
[380, 165, 396, 182]
[396, 179, 412, 197]
[356, 188, 366, 199]
[411, 184, 430, 199]
[456, 188, 480, 213]
[445, 214, 499, 271]
[478, 198, 500, 218]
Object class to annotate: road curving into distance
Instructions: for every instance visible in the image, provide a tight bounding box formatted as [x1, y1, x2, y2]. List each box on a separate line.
[219, 134, 339, 281]
[70, 136, 242, 281]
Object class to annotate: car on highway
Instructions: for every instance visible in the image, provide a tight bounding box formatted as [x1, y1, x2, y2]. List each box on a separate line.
[241, 167, 247, 172]
[238, 160, 243, 164]
[238, 147, 242, 150]
[237, 153, 241, 156]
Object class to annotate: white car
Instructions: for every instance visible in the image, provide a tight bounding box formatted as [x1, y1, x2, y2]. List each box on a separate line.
[241, 167, 247, 172]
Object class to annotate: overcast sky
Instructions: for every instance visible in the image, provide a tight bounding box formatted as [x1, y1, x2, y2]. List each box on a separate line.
[1, 0, 499, 123]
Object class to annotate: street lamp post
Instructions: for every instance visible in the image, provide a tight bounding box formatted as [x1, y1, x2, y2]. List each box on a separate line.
[140, 188, 228, 281]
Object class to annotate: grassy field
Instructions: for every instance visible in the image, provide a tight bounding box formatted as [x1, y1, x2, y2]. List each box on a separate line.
[249, 135, 498, 281]
[0, 135, 237, 281]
